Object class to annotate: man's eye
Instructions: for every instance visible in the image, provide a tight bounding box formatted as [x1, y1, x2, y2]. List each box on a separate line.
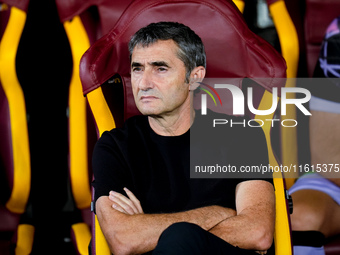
[158, 67, 167, 72]
[132, 67, 142, 72]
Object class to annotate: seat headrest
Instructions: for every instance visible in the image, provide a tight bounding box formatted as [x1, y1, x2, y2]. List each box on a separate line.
[80, 0, 286, 96]
[55, 0, 133, 35]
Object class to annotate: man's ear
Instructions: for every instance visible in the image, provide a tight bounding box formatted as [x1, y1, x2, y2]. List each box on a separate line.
[189, 66, 206, 91]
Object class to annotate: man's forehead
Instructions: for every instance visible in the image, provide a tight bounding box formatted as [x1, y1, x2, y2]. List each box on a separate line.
[133, 39, 178, 49]
[131, 39, 179, 60]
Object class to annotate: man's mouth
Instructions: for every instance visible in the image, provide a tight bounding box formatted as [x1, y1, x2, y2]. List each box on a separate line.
[140, 96, 158, 101]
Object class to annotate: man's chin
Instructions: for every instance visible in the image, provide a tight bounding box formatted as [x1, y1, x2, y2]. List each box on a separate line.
[142, 112, 161, 117]
[138, 108, 161, 116]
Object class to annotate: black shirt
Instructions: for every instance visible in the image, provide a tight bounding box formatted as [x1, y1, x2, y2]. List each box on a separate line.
[92, 110, 272, 213]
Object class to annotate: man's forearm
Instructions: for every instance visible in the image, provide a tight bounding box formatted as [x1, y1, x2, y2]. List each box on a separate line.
[209, 212, 274, 251]
[96, 196, 236, 255]
[209, 181, 275, 252]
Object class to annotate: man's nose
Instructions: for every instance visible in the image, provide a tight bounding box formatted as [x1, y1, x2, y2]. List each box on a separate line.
[138, 69, 154, 91]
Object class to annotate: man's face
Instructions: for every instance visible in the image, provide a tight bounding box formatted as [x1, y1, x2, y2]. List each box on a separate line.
[131, 40, 190, 117]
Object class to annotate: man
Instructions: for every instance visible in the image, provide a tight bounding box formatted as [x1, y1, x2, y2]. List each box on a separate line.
[92, 22, 275, 255]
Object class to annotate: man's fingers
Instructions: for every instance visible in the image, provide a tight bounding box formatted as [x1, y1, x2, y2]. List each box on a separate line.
[112, 203, 127, 214]
[109, 191, 139, 215]
[108, 189, 144, 215]
[124, 187, 144, 214]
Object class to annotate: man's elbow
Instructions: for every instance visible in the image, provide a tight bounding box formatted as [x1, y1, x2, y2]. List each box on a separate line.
[109, 237, 135, 255]
[257, 233, 273, 251]
[96, 198, 136, 255]
[106, 227, 138, 255]
[103, 220, 140, 255]
[252, 227, 274, 251]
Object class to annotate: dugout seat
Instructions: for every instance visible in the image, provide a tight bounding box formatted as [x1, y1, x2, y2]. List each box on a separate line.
[233, 0, 300, 188]
[303, 4, 340, 253]
[269, 1, 340, 253]
[0, 1, 34, 254]
[226, 1, 340, 253]
[79, 0, 292, 254]
[266, 0, 300, 189]
[54, 0, 134, 254]
[278, 1, 340, 253]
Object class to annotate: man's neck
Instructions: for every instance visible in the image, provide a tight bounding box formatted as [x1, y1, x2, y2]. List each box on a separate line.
[148, 108, 195, 136]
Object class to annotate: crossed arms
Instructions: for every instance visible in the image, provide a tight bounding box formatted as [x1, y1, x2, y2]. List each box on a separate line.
[96, 180, 275, 255]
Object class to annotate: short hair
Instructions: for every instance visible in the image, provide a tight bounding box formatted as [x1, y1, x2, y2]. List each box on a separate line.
[128, 22, 206, 82]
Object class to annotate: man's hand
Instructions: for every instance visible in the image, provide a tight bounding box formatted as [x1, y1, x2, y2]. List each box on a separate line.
[109, 188, 144, 215]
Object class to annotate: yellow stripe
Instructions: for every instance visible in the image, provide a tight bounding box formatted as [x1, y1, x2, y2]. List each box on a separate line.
[232, 0, 245, 13]
[68, 17, 114, 254]
[15, 224, 35, 255]
[254, 91, 279, 168]
[255, 90, 292, 255]
[273, 176, 292, 255]
[269, 0, 299, 187]
[280, 79, 298, 188]
[71, 223, 92, 255]
[0, 7, 31, 214]
[87, 87, 116, 137]
[269, 0, 299, 78]
[95, 215, 111, 254]
[63, 16, 92, 209]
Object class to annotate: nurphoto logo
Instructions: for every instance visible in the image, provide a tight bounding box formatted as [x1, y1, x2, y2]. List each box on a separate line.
[197, 80, 311, 128]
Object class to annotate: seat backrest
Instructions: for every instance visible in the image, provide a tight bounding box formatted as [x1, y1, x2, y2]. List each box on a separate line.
[0, 1, 34, 254]
[265, 0, 301, 188]
[54, 1, 134, 254]
[79, 0, 291, 254]
[80, 0, 286, 133]
[0, 0, 30, 217]
[231, 0, 300, 188]
[81, 0, 285, 90]
[54, 0, 135, 214]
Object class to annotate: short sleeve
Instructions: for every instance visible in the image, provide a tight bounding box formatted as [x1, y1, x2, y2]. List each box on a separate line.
[92, 131, 130, 203]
